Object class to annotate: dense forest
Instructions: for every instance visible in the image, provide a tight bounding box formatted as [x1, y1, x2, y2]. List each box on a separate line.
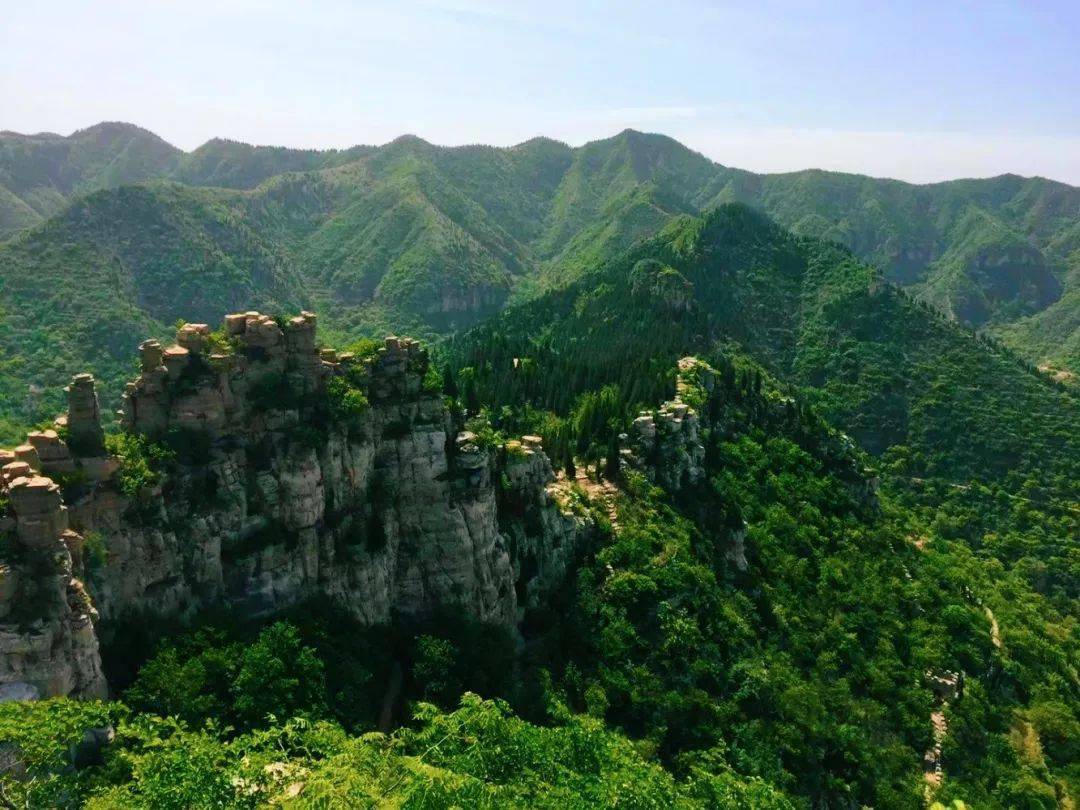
[2, 202, 1076, 807]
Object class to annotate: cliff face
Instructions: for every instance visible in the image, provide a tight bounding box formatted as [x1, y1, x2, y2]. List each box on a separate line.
[0, 313, 588, 700]
[0, 472, 107, 701]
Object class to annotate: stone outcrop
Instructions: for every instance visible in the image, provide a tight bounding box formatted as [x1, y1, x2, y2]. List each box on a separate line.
[0, 473, 106, 701]
[624, 358, 708, 492]
[0, 313, 589, 700]
[498, 436, 588, 613]
[65, 374, 106, 456]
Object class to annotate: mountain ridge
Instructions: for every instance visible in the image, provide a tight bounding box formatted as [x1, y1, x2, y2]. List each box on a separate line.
[2, 123, 1080, 439]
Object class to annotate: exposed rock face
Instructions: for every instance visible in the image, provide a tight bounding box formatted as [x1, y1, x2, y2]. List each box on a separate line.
[623, 356, 874, 570]
[0, 314, 588, 700]
[65, 374, 106, 456]
[498, 436, 589, 614]
[0, 474, 107, 701]
[625, 358, 707, 492]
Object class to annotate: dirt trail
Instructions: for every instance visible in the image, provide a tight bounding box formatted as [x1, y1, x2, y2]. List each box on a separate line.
[551, 464, 620, 529]
[924, 710, 948, 792]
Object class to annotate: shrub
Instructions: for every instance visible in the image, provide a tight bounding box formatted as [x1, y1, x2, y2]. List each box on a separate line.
[84, 530, 108, 570]
[422, 363, 442, 394]
[326, 376, 368, 432]
[105, 432, 175, 498]
[232, 622, 328, 727]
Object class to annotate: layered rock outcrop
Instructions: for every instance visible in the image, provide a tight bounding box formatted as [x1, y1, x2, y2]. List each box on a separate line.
[498, 436, 589, 607]
[0, 470, 106, 701]
[625, 357, 708, 491]
[0, 313, 589, 700]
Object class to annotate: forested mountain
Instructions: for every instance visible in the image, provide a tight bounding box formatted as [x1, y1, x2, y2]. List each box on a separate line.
[1, 179, 1077, 807]
[445, 203, 1079, 588]
[440, 204, 1080, 805]
[2, 124, 1078, 417]
[0, 124, 373, 237]
[0, 123, 183, 234]
[3, 230, 1076, 805]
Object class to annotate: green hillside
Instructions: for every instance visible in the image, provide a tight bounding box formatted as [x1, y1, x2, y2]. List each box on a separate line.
[438, 204, 1079, 804]
[2, 204, 1076, 804]
[3, 126, 1080, 441]
[5, 305, 1076, 806]
[445, 204, 1079, 603]
[449, 204, 1079, 485]
[0, 122, 183, 234]
[172, 138, 378, 190]
[5, 126, 1078, 340]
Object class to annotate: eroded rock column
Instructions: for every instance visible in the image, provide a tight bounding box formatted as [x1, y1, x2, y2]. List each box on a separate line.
[65, 374, 106, 456]
[0, 474, 106, 701]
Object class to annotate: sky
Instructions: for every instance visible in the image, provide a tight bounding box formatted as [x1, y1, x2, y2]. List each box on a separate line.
[3, 0, 1080, 184]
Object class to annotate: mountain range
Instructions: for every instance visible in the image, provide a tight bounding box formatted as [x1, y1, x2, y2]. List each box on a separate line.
[1, 121, 1079, 436]
[1, 123, 1078, 807]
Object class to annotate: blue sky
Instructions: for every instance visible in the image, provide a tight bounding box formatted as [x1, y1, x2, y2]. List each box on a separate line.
[3, 0, 1079, 183]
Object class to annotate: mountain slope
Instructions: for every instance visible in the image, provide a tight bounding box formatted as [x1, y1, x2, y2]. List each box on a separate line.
[3, 304, 1075, 807]
[3, 125, 1080, 440]
[6, 125, 1077, 340]
[440, 204, 1079, 803]
[172, 137, 377, 189]
[733, 170, 1078, 327]
[0, 183, 311, 429]
[0, 123, 183, 232]
[449, 204, 1080, 491]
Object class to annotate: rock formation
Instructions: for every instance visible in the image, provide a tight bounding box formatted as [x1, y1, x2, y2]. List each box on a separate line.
[0, 313, 589, 700]
[0, 470, 107, 701]
[625, 357, 708, 491]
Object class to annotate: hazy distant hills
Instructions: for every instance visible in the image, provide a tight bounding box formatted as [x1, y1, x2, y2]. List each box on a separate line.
[0, 123, 181, 232]
[1, 122, 1078, 432]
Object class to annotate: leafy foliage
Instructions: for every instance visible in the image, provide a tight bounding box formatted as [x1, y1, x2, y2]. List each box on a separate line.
[104, 431, 175, 498]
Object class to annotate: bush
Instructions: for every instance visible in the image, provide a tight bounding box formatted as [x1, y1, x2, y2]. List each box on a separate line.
[84, 530, 108, 570]
[232, 622, 328, 727]
[326, 376, 368, 431]
[105, 432, 175, 498]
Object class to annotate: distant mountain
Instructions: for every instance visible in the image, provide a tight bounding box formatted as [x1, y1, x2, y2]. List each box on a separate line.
[2, 124, 1080, 436]
[0, 122, 183, 229]
[171, 137, 378, 189]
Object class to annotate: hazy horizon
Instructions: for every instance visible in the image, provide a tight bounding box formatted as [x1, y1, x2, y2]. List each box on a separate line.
[8, 119, 1080, 189]
[4, 1, 1079, 185]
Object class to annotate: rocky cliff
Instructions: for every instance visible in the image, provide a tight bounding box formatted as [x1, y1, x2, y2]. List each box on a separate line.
[0, 313, 589, 700]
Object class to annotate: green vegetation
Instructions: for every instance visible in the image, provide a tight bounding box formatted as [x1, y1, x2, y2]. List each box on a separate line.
[5, 328, 1075, 804]
[4, 125, 1080, 440]
[0, 122, 182, 237]
[438, 205, 1079, 805]
[1, 128, 1078, 807]
[104, 431, 175, 498]
[0, 693, 797, 808]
